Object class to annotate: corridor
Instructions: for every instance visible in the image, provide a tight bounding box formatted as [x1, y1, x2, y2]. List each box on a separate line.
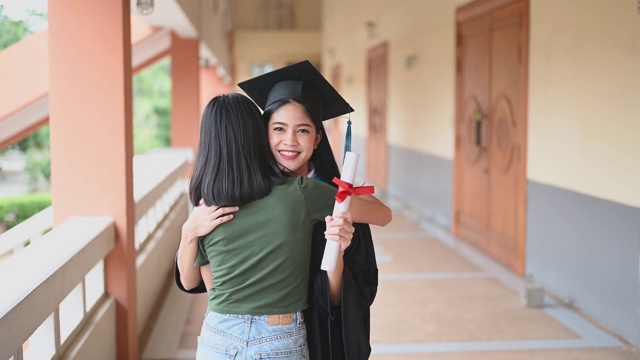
[143, 205, 638, 359]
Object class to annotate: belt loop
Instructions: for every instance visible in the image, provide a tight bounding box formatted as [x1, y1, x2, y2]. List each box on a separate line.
[246, 315, 251, 327]
[297, 311, 303, 326]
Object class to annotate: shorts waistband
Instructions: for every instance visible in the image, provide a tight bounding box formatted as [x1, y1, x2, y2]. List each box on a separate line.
[206, 311, 304, 326]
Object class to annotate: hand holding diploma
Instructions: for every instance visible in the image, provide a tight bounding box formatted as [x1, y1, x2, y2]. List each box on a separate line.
[321, 152, 375, 271]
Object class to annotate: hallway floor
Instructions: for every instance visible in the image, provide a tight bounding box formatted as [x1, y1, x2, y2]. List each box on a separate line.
[143, 209, 639, 359]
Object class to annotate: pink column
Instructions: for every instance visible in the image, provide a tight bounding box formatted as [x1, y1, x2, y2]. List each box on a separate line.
[170, 33, 200, 176]
[48, 1, 137, 358]
[199, 64, 234, 113]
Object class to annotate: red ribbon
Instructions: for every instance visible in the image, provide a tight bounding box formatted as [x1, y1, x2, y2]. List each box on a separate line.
[332, 177, 375, 203]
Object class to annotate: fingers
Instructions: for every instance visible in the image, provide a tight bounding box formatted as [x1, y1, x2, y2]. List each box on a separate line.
[188, 205, 239, 237]
[209, 206, 238, 227]
[324, 215, 355, 252]
[212, 213, 234, 226]
[333, 211, 353, 222]
[324, 226, 353, 240]
[213, 206, 239, 216]
[325, 216, 354, 234]
[324, 231, 352, 252]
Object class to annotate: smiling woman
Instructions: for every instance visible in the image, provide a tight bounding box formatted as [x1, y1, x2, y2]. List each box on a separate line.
[267, 101, 322, 177]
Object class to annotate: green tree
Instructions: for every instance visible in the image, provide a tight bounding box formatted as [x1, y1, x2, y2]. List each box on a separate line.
[133, 57, 172, 154]
[0, 5, 47, 50]
[0, 5, 30, 50]
[0, 5, 52, 229]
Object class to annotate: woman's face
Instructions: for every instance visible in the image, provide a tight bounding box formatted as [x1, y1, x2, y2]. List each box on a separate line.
[267, 102, 322, 177]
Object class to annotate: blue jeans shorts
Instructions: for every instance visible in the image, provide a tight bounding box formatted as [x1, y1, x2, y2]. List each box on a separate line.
[195, 310, 308, 360]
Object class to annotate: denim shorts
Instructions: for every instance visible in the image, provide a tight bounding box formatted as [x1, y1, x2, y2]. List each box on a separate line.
[195, 310, 308, 360]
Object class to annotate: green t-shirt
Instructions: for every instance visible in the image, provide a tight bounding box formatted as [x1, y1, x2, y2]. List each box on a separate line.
[195, 176, 335, 314]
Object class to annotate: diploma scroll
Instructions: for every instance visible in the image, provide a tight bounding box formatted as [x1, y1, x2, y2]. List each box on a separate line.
[321, 151, 360, 272]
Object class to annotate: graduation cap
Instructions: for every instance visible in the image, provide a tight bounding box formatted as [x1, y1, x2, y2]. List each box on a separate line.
[238, 60, 353, 122]
[238, 60, 355, 155]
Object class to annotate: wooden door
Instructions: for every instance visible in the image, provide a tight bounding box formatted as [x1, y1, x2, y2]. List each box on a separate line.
[454, 0, 529, 274]
[367, 43, 388, 189]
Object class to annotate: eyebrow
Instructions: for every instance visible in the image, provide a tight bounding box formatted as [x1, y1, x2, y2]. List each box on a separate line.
[270, 121, 313, 128]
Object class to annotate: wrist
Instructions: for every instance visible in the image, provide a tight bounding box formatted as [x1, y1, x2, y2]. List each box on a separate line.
[181, 224, 197, 243]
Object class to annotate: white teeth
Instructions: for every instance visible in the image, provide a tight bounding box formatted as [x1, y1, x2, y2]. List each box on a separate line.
[280, 151, 299, 157]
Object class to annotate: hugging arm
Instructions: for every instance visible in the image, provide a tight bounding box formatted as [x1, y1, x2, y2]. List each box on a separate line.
[176, 204, 237, 291]
[349, 195, 392, 227]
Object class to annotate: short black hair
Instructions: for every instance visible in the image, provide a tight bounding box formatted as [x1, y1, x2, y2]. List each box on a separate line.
[189, 93, 283, 207]
[263, 98, 341, 183]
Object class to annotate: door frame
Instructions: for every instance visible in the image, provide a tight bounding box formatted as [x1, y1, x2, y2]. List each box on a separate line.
[453, 0, 529, 275]
[366, 42, 389, 189]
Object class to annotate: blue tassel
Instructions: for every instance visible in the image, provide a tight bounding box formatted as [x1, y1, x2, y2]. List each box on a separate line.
[343, 119, 352, 165]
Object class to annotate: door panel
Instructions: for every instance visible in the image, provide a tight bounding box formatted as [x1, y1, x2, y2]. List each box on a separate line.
[458, 17, 490, 252]
[487, 5, 522, 270]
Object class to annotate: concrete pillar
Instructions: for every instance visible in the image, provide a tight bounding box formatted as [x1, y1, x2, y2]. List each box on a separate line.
[170, 33, 200, 175]
[48, 1, 137, 358]
[199, 64, 233, 114]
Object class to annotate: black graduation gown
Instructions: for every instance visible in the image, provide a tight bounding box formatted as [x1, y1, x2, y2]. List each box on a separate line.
[304, 222, 378, 360]
[173, 223, 379, 360]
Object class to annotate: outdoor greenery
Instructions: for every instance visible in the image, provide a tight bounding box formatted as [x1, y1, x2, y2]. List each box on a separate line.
[133, 57, 172, 154]
[0, 192, 51, 230]
[0, 5, 172, 231]
[0, 4, 43, 50]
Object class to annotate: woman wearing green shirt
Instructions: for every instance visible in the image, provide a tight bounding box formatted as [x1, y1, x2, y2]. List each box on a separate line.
[182, 93, 391, 359]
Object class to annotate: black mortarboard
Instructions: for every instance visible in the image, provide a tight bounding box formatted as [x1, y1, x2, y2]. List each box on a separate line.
[237, 60, 354, 121]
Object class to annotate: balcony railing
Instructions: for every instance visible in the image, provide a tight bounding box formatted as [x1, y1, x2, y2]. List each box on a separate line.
[0, 149, 190, 360]
[0, 206, 53, 261]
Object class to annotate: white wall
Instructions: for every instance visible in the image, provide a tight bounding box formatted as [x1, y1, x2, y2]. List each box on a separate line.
[323, 0, 470, 159]
[324, 0, 640, 208]
[234, 31, 322, 83]
[528, 0, 640, 207]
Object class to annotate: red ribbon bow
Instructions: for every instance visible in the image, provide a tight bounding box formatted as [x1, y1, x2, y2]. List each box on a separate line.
[332, 177, 375, 203]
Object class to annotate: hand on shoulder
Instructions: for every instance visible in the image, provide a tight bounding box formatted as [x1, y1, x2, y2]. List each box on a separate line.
[183, 201, 239, 241]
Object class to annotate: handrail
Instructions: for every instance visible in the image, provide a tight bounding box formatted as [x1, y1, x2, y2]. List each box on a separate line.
[133, 149, 190, 221]
[0, 149, 191, 259]
[0, 216, 115, 360]
[0, 206, 53, 259]
[0, 149, 190, 358]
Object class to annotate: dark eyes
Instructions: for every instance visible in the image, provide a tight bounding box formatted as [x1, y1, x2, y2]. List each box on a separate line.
[271, 127, 311, 134]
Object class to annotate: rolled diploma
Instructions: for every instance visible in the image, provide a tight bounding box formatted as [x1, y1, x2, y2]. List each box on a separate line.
[320, 151, 360, 271]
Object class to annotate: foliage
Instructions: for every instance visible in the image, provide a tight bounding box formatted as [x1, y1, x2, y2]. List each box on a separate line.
[0, 4, 31, 50]
[24, 148, 50, 191]
[0, 192, 51, 230]
[16, 125, 49, 152]
[0, 6, 170, 228]
[0, 4, 170, 234]
[133, 57, 172, 154]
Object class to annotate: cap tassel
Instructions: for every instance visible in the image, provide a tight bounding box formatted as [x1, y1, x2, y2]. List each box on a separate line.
[343, 117, 352, 165]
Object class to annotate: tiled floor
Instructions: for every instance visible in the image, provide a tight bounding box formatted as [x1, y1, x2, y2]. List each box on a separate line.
[143, 210, 639, 359]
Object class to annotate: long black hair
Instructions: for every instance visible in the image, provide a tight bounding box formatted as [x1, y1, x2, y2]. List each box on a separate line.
[263, 99, 341, 183]
[189, 93, 283, 207]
